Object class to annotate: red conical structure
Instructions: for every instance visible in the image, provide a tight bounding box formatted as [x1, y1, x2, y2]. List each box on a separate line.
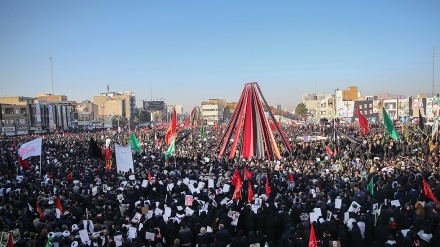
[216, 82, 292, 160]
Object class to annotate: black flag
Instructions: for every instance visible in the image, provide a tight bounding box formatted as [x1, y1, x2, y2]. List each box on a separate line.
[88, 137, 103, 159]
[419, 108, 424, 131]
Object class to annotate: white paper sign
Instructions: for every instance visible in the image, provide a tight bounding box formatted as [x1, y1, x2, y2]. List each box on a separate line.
[335, 199, 342, 209]
[79, 229, 90, 243]
[114, 235, 123, 247]
[198, 182, 205, 189]
[185, 207, 195, 216]
[155, 208, 163, 216]
[167, 183, 174, 192]
[223, 184, 230, 193]
[128, 227, 137, 240]
[208, 179, 214, 188]
[132, 212, 142, 223]
[92, 187, 98, 196]
[142, 179, 148, 188]
[145, 232, 155, 241]
[391, 200, 401, 207]
[164, 207, 172, 217]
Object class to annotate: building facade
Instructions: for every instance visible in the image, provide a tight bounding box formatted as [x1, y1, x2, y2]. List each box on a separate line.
[201, 99, 225, 125]
[93, 91, 136, 122]
[36, 94, 68, 102]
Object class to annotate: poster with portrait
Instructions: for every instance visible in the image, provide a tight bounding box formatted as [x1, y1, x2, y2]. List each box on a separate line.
[425, 97, 433, 118]
[412, 97, 424, 110]
[327, 98, 334, 108]
[398, 98, 409, 119]
[329, 241, 341, 247]
[373, 100, 382, 114]
[10, 229, 20, 244]
[383, 99, 398, 120]
[0, 232, 10, 247]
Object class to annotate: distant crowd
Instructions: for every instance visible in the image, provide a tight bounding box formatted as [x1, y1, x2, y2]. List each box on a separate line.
[1, 120, 440, 247]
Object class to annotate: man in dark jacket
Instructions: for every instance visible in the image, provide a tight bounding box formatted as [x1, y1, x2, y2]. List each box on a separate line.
[178, 222, 193, 247]
[214, 224, 229, 247]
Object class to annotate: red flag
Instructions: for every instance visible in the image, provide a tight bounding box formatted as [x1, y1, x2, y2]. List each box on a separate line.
[233, 182, 242, 200]
[231, 169, 242, 187]
[7, 233, 13, 247]
[182, 116, 191, 129]
[289, 173, 294, 182]
[148, 172, 151, 183]
[308, 223, 317, 247]
[18, 156, 30, 171]
[36, 204, 44, 219]
[66, 133, 71, 138]
[325, 146, 335, 157]
[265, 173, 271, 196]
[101, 146, 105, 155]
[269, 122, 276, 130]
[55, 197, 64, 216]
[248, 182, 254, 203]
[105, 148, 112, 171]
[423, 177, 439, 204]
[244, 166, 253, 180]
[165, 108, 177, 145]
[357, 107, 368, 135]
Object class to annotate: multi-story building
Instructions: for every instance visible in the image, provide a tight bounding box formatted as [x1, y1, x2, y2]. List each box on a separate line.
[318, 95, 336, 119]
[93, 91, 136, 122]
[74, 100, 98, 129]
[302, 93, 331, 119]
[0, 96, 34, 135]
[335, 87, 361, 118]
[0, 96, 75, 135]
[201, 99, 225, 125]
[354, 100, 378, 119]
[223, 102, 237, 122]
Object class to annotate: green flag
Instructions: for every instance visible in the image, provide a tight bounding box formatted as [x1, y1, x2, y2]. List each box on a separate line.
[165, 138, 175, 160]
[130, 133, 141, 153]
[367, 176, 374, 195]
[382, 107, 399, 140]
[201, 119, 206, 141]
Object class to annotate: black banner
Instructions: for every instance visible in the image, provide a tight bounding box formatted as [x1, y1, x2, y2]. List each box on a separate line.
[142, 101, 165, 111]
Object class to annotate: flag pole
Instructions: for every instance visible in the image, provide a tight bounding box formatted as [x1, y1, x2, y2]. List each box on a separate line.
[40, 153, 42, 179]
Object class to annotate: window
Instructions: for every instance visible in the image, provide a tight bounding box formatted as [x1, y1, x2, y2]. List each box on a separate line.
[359, 105, 362, 109]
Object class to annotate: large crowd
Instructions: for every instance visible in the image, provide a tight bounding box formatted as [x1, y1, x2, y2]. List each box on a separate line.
[1, 120, 440, 247]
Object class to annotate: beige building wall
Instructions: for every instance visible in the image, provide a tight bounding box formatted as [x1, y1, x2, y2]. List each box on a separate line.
[94, 95, 124, 121]
[0, 96, 35, 105]
[342, 86, 358, 101]
[36, 94, 67, 102]
[93, 92, 135, 121]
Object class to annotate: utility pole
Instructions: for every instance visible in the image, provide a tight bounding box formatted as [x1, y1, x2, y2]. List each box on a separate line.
[50, 56, 54, 95]
[433, 45, 435, 97]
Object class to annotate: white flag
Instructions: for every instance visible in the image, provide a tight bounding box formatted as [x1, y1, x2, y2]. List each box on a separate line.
[115, 144, 134, 173]
[433, 115, 439, 139]
[18, 138, 42, 159]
